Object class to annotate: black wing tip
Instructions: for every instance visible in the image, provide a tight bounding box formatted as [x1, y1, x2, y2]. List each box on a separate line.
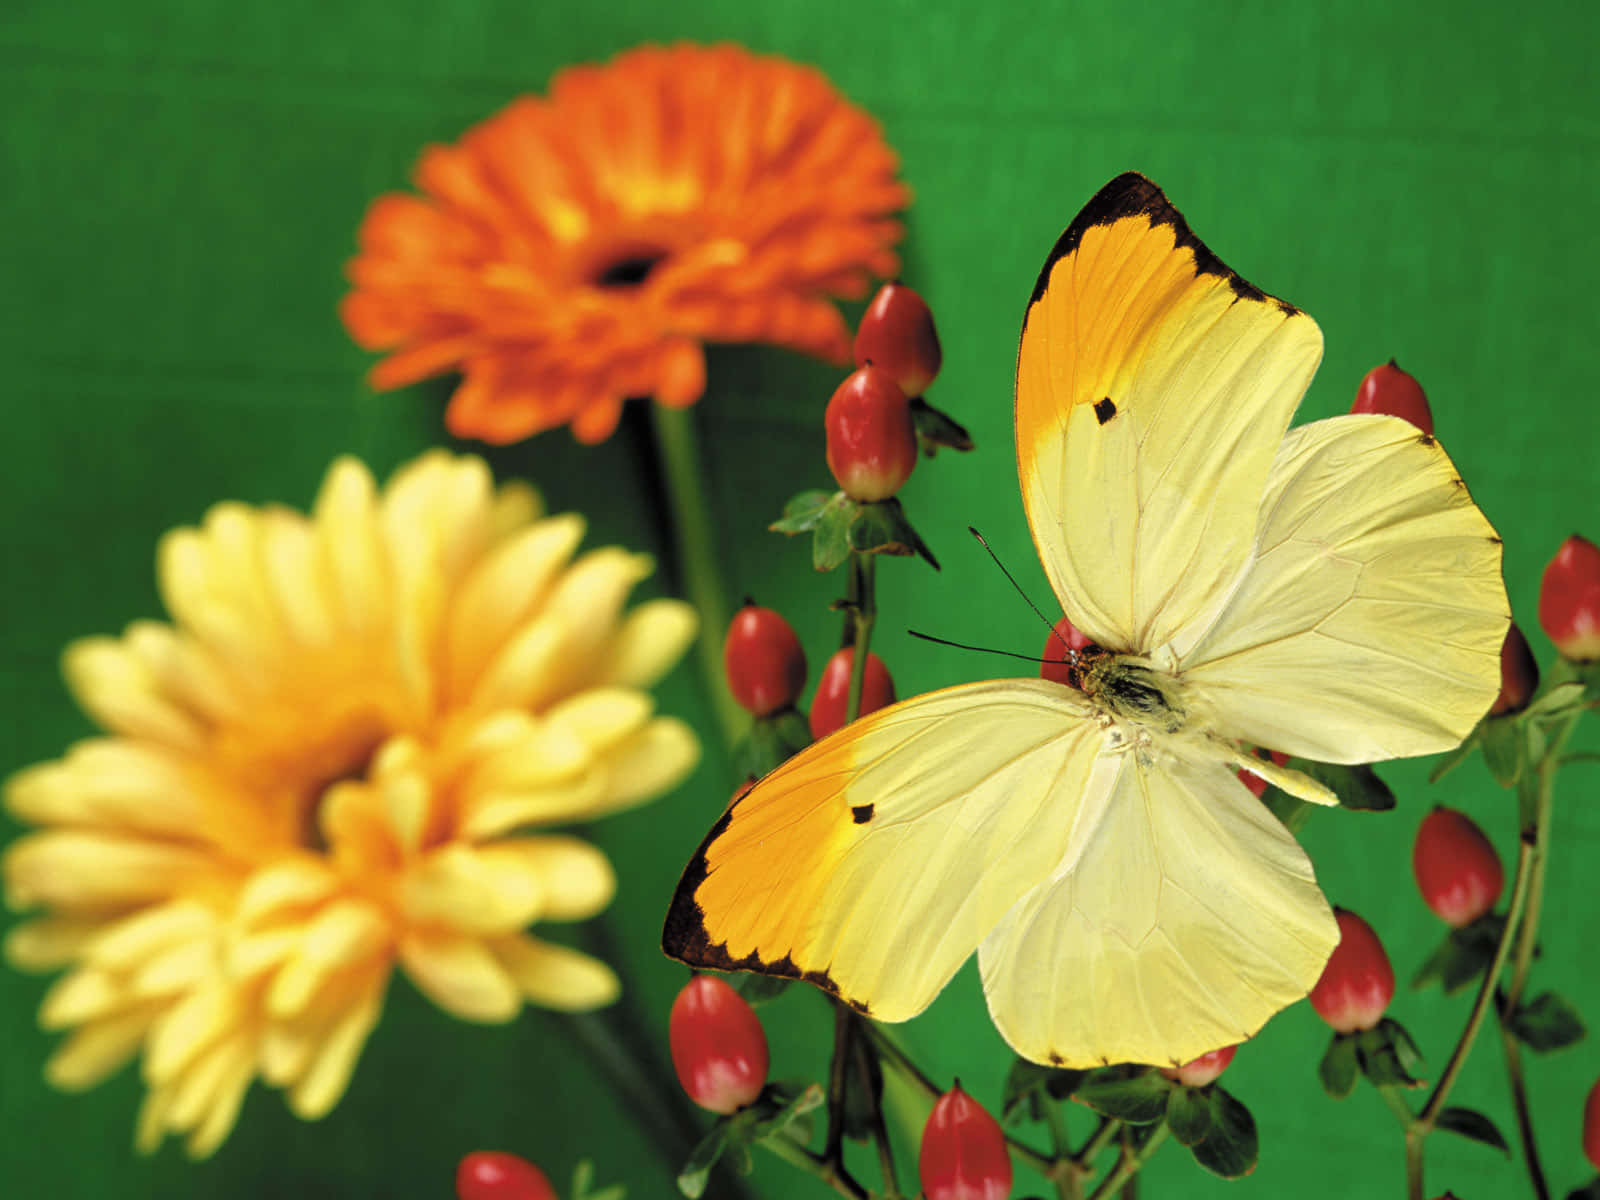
[1026, 171, 1297, 313]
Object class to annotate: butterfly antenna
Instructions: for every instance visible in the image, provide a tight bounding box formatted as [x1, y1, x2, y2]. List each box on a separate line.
[967, 526, 1058, 634]
[907, 629, 1059, 667]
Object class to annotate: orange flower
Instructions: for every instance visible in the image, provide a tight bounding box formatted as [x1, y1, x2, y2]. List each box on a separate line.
[341, 43, 910, 445]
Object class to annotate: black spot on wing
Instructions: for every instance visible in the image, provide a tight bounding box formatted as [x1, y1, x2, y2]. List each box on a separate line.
[1417, 431, 1438, 448]
[660, 788, 873, 1016]
[1025, 171, 1299, 313]
[851, 803, 874, 824]
[1093, 397, 1117, 424]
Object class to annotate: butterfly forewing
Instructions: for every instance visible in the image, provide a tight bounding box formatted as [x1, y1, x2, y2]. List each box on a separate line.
[1015, 173, 1323, 659]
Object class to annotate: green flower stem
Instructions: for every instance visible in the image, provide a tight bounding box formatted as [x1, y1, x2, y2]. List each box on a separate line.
[760, 1128, 869, 1200]
[1400, 832, 1536, 1200]
[1075, 1117, 1123, 1168]
[1085, 1124, 1168, 1200]
[648, 403, 744, 751]
[1378, 1084, 1415, 1132]
[845, 552, 878, 723]
[852, 1033, 902, 1199]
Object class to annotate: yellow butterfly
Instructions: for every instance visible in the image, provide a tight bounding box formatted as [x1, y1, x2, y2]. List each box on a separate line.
[663, 173, 1508, 1068]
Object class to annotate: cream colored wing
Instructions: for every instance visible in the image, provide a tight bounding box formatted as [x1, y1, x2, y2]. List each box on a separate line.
[1181, 414, 1508, 763]
[663, 679, 1111, 1021]
[1016, 173, 1324, 655]
[977, 749, 1337, 1067]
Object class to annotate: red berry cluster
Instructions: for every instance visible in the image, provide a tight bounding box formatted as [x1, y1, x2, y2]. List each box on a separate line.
[1310, 908, 1395, 1034]
[825, 282, 944, 503]
[723, 603, 897, 738]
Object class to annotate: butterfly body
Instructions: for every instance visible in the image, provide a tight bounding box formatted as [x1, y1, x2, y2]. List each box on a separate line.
[665, 173, 1508, 1067]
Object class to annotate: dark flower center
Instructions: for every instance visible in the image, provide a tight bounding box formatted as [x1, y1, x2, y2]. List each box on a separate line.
[591, 248, 668, 288]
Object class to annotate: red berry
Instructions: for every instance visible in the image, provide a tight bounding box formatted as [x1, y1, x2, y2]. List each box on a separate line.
[1584, 1077, 1600, 1171]
[1040, 615, 1095, 687]
[1352, 359, 1434, 435]
[919, 1083, 1012, 1200]
[723, 604, 807, 717]
[809, 646, 897, 739]
[1488, 622, 1540, 716]
[1159, 1043, 1237, 1088]
[825, 365, 918, 502]
[1413, 807, 1504, 927]
[669, 975, 769, 1114]
[1309, 909, 1395, 1033]
[456, 1152, 556, 1200]
[1538, 535, 1600, 662]
[854, 281, 943, 398]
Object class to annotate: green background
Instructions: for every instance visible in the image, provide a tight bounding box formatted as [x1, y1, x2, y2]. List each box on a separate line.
[4, 1, 1598, 1196]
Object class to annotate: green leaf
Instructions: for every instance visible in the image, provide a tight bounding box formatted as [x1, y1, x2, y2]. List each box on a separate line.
[1002, 1058, 1053, 1123]
[1287, 759, 1395, 811]
[1074, 1069, 1173, 1124]
[1524, 680, 1586, 720]
[1413, 915, 1505, 995]
[1434, 1106, 1510, 1154]
[1429, 732, 1480, 784]
[1318, 1032, 1359, 1099]
[909, 396, 975, 454]
[1507, 991, 1587, 1052]
[846, 497, 940, 569]
[1564, 1177, 1600, 1200]
[811, 493, 858, 572]
[769, 489, 834, 534]
[1355, 1024, 1424, 1088]
[748, 1081, 825, 1140]
[734, 710, 814, 779]
[573, 1161, 626, 1200]
[1380, 1018, 1427, 1074]
[1166, 1085, 1214, 1147]
[1481, 716, 1526, 787]
[677, 1124, 730, 1198]
[839, 1041, 883, 1142]
[1190, 1087, 1258, 1179]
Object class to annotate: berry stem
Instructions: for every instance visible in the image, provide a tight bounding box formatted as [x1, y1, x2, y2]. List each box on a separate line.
[1400, 832, 1536, 1199]
[1491, 703, 1581, 1200]
[648, 402, 744, 750]
[851, 1031, 901, 1198]
[1085, 1124, 1168, 1200]
[844, 551, 879, 724]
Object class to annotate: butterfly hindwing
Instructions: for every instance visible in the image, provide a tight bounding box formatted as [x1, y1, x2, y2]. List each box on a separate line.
[663, 680, 1107, 1021]
[1015, 173, 1324, 658]
[978, 750, 1336, 1067]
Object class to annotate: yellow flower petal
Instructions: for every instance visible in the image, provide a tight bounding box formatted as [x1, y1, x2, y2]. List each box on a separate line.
[124, 620, 246, 728]
[483, 838, 615, 922]
[46, 1005, 162, 1091]
[185, 1049, 254, 1160]
[4, 831, 214, 911]
[401, 844, 544, 934]
[443, 514, 586, 702]
[144, 982, 240, 1086]
[467, 615, 567, 712]
[592, 716, 700, 816]
[259, 510, 338, 648]
[4, 915, 102, 970]
[398, 929, 521, 1023]
[166, 1034, 254, 1136]
[130, 938, 216, 998]
[266, 899, 390, 1019]
[491, 935, 619, 1011]
[545, 688, 654, 753]
[61, 637, 204, 750]
[311, 456, 390, 637]
[86, 899, 216, 971]
[286, 972, 385, 1120]
[457, 774, 609, 841]
[40, 968, 127, 1030]
[8, 741, 219, 840]
[597, 599, 699, 688]
[487, 479, 542, 537]
[234, 858, 339, 928]
[227, 927, 301, 980]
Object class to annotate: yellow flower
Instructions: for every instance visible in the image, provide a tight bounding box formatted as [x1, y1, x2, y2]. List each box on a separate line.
[3, 450, 699, 1157]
